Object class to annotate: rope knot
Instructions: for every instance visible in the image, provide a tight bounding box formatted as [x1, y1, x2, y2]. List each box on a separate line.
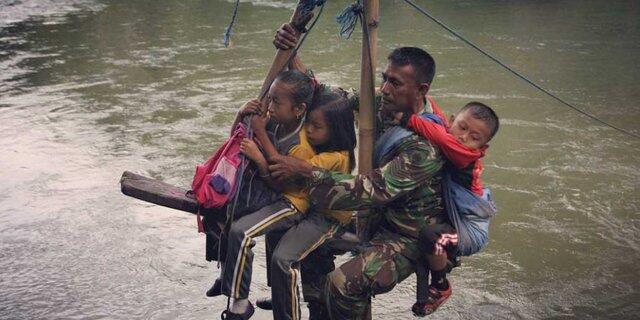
[336, 1, 363, 39]
[350, 3, 364, 14]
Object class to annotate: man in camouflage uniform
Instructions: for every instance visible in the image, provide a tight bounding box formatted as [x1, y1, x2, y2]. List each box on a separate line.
[270, 46, 447, 319]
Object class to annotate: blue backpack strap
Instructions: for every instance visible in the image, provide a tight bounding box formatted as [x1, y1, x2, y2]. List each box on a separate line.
[373, 126, 412, 167]
[373, 112, 441, 166]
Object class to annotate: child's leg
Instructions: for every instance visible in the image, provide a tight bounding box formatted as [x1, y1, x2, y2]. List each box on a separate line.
[413, 222, 456, 316]
[270, 213, 341, 320]
[265, 229, 286, 288]
[428, 255, 450, 288]
[220, 201, 302, 308]
[415, 258, 430, 304]
[251, 229, 286, 310]
[419, 222, 455, 288]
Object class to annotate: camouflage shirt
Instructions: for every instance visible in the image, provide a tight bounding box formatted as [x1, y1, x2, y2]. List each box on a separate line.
[307, 91, 445, 239]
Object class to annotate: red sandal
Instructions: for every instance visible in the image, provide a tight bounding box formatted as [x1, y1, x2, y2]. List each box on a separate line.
[412, 280, 452, 317]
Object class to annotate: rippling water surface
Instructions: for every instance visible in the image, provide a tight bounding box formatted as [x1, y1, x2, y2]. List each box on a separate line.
[1, 0, 639, 319]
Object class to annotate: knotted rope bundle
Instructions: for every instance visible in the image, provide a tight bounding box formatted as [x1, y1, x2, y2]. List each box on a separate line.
[336, 1, 363, 39]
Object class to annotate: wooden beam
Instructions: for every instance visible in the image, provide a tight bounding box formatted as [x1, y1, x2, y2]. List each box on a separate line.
[120, 171, 199, 214]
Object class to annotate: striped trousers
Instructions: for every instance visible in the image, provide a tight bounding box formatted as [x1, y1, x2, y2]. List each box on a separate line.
[270, 212, 341, 320]
[221, 200, 302, 300]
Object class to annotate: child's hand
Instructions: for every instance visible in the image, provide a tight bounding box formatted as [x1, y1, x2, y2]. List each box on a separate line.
[240, 138, 262, 162]
[240, 99, 263, 117]
[434, 233, 459, 256]
[250, 113, 268, 130]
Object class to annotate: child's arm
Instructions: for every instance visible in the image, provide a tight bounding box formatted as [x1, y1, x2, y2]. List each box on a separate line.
[239, 138, 283, 192]
[250, 114, 281, 162]
[406, 114, 483, 169]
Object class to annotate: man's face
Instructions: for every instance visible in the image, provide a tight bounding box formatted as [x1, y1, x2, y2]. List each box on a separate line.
[379, 62, 424, 114]
[449, 109, 492, 150]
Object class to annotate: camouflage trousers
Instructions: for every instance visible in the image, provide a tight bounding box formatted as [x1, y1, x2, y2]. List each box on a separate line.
[324, 228, 421, 320]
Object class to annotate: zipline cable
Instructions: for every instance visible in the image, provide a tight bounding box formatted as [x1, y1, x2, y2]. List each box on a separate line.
[401, 0, 640, 139]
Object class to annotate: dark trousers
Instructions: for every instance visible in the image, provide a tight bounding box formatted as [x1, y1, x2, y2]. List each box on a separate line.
[270, 213, 342, 320]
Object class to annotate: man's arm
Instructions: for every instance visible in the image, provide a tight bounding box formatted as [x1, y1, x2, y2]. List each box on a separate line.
[270, 138, 443, 211]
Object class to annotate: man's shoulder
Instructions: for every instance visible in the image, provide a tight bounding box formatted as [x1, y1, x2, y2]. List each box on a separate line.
[380, 132, 443, 173]
[398, 132, 441, 157]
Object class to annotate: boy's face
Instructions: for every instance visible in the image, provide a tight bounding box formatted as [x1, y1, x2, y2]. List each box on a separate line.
[449, 109, 492, 150]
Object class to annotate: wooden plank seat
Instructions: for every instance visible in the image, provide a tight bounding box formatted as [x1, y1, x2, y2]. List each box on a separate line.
[119, 171, 361, 253]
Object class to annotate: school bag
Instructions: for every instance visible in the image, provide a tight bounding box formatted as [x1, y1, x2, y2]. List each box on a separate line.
[195, 120, 281, 260]
[373, 113, 497, 257]
[191, 122, 247, 209]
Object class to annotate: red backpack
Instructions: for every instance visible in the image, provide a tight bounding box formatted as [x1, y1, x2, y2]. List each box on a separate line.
[191, 123, 247, 210]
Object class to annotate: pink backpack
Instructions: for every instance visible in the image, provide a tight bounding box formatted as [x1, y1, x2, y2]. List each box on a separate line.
[191, 123, 247, 210]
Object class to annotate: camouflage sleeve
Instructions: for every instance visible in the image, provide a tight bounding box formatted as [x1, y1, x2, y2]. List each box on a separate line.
[345, 88, 360, 112]
[308, 138, 443, 211]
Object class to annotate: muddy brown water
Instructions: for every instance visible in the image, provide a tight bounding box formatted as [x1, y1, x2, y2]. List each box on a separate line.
[1, 0, 639, 319]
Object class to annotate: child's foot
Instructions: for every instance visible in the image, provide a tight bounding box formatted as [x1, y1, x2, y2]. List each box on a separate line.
[411, 281, 452, 317]
[221, 301, 255, 320]
[205, 278, 222, 297]
[255, 297, 272, 310]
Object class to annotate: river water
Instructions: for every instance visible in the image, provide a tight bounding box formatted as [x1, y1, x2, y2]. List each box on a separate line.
[1, 0, 638, 319]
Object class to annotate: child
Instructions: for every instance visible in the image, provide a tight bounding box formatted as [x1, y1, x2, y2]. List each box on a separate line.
[265, 91, 355, 320]
[220, 74, 355, 320]
[205, 69, 315, 308]
[399, 101, 499, 317]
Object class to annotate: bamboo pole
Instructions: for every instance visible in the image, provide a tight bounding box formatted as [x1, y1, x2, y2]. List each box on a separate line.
[357, 2, 378, 318]
[356, 0, 379, 239]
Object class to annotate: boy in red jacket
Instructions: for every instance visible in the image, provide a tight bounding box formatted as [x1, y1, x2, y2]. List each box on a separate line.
[399, 101, 499, 316]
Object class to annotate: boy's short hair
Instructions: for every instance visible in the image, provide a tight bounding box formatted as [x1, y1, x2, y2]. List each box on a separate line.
[387, 47, 436, 85]
[460, 101, 500, 141]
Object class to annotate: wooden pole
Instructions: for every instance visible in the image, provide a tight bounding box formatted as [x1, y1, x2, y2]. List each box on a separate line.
[356, 0, 379, 239]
